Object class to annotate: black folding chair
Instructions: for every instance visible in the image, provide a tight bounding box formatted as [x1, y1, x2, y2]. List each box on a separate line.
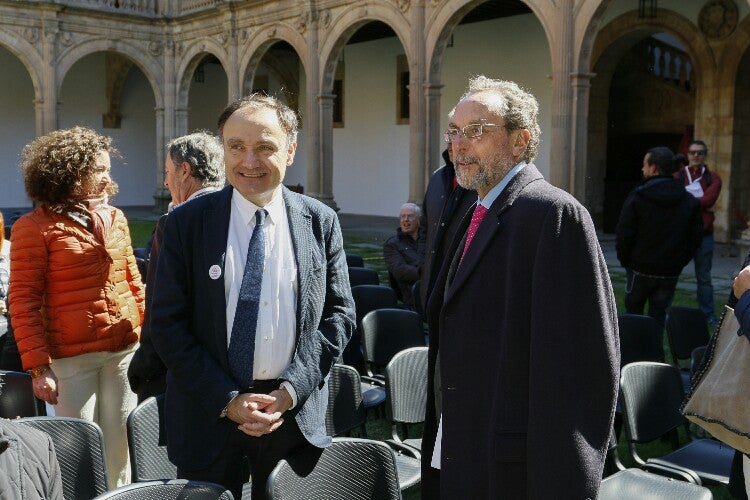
[17, 416, 109, 499]
[0, 369, 44, 418]
[324, 366, 420, 492]
[93, 479, 233, 499]
[384, 347, 427, 456]
[618, 314, 664, 366]
[619, 362, 734, 485]
[348, 267, 380, 287]
[360, 308, 426, 380]
[267, 438, 403, 500]
[127, 394, 177, 482]
[326, 364, 367, 438]
[665, 307, 710, 392]
[345, 253, 365, 268]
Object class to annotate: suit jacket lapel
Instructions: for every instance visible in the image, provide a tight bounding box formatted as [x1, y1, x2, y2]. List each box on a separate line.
[445, 165, 543, 302]
[283, 187, 311, 343]
[204, 185, 233, 368]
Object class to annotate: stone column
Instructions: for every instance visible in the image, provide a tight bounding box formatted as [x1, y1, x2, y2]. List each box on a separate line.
[570, 72, 596, 211]
[154, 38, 177, 213]
[547, 0, 574, 194]
[408, 0, 426, 202]
[40, 13, 61, 134]
[317, 93, 338, 210]
[305, 7, 322, 199]
[424, 82, 444, 187]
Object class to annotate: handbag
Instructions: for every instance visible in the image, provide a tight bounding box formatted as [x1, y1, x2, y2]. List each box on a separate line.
[681, 305, 750, 454]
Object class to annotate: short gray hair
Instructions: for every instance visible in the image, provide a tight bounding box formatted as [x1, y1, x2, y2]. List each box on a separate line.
[166, 132, 225, 188]
[400, 202, 422, 218]
[449, 75, 541, 163]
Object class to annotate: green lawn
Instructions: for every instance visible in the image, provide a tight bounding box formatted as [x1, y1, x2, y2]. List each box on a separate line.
[127, 220, 732, 498]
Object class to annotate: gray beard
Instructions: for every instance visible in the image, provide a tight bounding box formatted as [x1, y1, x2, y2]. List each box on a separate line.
[454, 152, 513, 192]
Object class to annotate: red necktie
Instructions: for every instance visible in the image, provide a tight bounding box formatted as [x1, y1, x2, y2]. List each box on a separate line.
[461, 204, 488, 262]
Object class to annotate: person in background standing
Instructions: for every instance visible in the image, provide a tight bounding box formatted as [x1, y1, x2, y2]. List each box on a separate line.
[128, 131, 224, 403]
[9, 126, 145, 488]
[616, 147, 702, 331]
[675, 140, 722, 326]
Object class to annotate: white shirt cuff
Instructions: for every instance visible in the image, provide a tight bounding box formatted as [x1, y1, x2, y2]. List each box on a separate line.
[280, 381, 298, 409]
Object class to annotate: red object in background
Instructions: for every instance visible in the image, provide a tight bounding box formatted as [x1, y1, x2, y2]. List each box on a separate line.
[676, 125, 694, 159]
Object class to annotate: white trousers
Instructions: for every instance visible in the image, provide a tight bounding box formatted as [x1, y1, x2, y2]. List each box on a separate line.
[52, 344, 137, 489]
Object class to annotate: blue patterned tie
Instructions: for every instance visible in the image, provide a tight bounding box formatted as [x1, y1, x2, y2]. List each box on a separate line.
[228, 208, 267, 389]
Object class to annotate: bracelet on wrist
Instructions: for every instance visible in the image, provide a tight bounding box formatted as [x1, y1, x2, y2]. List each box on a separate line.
[27, 365, 50, 378]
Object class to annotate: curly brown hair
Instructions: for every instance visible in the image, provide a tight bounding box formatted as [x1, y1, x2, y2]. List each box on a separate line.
[21, 127, 117, 204]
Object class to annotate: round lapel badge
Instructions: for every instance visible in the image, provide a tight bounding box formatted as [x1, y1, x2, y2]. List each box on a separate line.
[208, 264, 222, 280]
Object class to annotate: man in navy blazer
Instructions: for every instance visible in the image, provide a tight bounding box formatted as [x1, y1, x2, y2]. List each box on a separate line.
[426, 76, 619, 499]
[149, 94, 355, 499]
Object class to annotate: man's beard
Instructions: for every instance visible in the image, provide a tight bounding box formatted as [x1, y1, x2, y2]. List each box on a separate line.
[454, 150, 514, 192]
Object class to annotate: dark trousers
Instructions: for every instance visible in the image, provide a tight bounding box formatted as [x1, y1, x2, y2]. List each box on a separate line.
[625, 270, 678, 332]
[177, 414, 308, 500]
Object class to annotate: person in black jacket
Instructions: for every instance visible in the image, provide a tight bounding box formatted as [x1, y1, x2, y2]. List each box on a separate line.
[419, 146, 476, 500]
[616, 146, 703, 331]
[383, 202, 426, 307]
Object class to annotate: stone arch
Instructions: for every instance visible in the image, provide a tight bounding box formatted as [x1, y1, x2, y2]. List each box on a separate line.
[240, 22, 308, 90]
[176, 38, 230, 108]
[590, 9, 716, 86]
[574, 0, 616, 74]
[0, 29, 43, 99]
[425, 0, 551, 84]
[715, 13, 750, 85]
[56, 37, 164, 109]
[586, 8, 714, 230]
[319, 3, 410, 92]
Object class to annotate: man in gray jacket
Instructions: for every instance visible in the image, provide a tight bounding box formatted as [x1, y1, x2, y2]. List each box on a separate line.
[0, 380, 63, 499]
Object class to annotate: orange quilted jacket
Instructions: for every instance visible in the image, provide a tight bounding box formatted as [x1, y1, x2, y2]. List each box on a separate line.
[8, 205, 145, 370]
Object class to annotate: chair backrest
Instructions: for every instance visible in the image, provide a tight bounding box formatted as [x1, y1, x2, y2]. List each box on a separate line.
[127, 395, 177, 482]
[346, 253, 365, 268]
[343, 285, 399, 368]
[690, 345, 708, 378]
[360, 309, 426, 371]
[266, 438, 402, 500]
[599, 469, 712, 500]
[348, 267, 380, 287]
[92, 479, 233, 499]
[665, 307, 709, 362]
[17, 416, 108, 500]
[326, 364, 366, 437]
[619, 362, 686, 444]
[617, 314, 664, 366]
[0, 370, 42, 418]
[351, 286, 399, 327]
[385, 347, 427, 425]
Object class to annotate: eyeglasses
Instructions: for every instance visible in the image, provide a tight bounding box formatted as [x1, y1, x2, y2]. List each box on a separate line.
[444, 123, 503, 143]
[688, 150, 706, 156]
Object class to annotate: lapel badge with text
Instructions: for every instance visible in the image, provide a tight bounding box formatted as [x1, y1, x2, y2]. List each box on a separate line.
[208, 264, 222, 280]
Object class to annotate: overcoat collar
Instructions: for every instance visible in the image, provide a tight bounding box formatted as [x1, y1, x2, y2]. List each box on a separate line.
[445, 164, 543, 302]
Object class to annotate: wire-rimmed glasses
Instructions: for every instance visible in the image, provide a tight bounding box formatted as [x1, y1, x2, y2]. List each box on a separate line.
[444, 123, 503, 143]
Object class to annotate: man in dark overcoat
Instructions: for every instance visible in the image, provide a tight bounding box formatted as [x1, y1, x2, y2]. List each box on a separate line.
[426, 75, 619, 499]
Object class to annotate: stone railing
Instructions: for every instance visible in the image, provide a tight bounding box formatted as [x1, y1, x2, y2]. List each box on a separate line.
[642, 37, 694, 93]
[20, 0, 225, 17]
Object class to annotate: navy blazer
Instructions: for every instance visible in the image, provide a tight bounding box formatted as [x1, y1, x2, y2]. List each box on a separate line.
[149, 185, 355, 471]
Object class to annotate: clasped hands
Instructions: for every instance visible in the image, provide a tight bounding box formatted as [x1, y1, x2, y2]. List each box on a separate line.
[226, 388, 293, 437]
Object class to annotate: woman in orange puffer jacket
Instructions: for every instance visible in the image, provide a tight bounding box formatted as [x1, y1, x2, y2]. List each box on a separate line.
[9, 127, 145, 489]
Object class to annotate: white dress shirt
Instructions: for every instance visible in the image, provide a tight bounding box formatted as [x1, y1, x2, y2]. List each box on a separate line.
[224, 188, 298, 405]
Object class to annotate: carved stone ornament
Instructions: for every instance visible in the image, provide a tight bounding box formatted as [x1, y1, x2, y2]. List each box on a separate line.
[395, 0, 410, 12]
[60, 31, 73, 46]
[148, 40, 162, 56]
[320, 10, 331, 29]
[24, 27, 39, 44]
[295, 11, 309, 33]
[698, 0, 738, 40]
[217, 33, 228, 46]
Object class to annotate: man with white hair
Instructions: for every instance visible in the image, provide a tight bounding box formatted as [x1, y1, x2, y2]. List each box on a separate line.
[383, 202, 426, 307]
[426, 76, 619, 498]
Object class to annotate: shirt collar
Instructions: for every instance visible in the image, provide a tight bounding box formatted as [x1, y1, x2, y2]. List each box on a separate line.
[477, 160, 527, 208]
[232, 188, 284, 227]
